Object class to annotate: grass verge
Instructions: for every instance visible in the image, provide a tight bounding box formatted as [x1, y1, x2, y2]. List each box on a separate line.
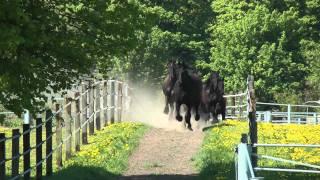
[45, 122, 148, 180]
[195, 120, 320, 180]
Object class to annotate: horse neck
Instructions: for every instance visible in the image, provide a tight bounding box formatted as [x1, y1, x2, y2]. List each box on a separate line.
[178, 73, 192, 88]
[169, 76, 177, 86]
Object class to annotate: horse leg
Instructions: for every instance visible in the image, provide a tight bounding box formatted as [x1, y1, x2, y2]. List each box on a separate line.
[175, 102, 183, 121]
[211, 105, 218, 123]
[168, 102, 174, 121]
[222, 101, 226, 120]
[195, 104, 200, 121]
[221, 110, 226, 120]
[221, 112, 226, 120]
[185, 105, 192, 130]
[202, 104, 210, 122]
[164, 95, 169, 114]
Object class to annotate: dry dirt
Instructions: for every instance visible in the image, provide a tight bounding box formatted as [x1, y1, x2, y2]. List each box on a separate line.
[119, 127, 204, 180]
[118, 88, 208, 180]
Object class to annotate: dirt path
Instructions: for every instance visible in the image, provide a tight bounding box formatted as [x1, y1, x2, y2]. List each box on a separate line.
[119, 127, 204, 180]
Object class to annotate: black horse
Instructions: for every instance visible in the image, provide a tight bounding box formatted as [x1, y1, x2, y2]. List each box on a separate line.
[201, 72, 226, 122]
[162, 60, 178, 119]
[173, 62, 202, 130]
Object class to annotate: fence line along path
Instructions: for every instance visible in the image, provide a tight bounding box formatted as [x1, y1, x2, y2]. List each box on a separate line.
[235, 75, 320, 180]
[0, 79, 130, 180]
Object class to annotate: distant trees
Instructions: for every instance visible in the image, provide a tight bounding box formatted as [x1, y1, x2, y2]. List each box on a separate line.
[1, 0, 319, 113]
[121, 0, 214, 87]
[198, 0, 320, 103]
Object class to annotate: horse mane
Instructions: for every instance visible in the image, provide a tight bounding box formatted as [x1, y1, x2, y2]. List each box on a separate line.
[167, 60, 177, 82]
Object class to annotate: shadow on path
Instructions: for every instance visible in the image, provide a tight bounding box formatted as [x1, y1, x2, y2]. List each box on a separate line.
[201, 122, 234, 132]
[117, 174, 199, 180]
[44, 165, 201, 180]
[44, 165, 118, 180]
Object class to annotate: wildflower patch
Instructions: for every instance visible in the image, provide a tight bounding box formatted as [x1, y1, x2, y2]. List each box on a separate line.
[195, 120, 320, 179]
[49, 122, 148, 179]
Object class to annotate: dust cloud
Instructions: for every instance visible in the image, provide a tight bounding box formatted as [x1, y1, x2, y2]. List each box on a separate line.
[123, 86, 209, 132]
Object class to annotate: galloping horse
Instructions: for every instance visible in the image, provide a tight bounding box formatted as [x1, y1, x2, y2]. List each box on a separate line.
[173, 62, 202, 130]
[201, 72, 226, 122]
[162, 60, 178, 119]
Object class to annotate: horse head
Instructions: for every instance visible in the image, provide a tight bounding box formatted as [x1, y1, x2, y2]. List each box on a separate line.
[176, 65, 191, 86]
[210, 72, 221, 91]
[167, 60, 178, 82]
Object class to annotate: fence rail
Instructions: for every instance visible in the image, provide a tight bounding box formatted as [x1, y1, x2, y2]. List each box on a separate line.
[256, 111, 319, 124]
[235, 75, 320, 180]
[0, 79, 130, 180]
[224, 89, 320, 125]
[224, 92, 247, 120]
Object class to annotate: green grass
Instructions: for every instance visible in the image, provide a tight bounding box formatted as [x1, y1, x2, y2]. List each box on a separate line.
[45, 122, 148, 180]
[194, 123, 238, 180]
[1, 122, 148, 179]
[194, 120, 320, 180]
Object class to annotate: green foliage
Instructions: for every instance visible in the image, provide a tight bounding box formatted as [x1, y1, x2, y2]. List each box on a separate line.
[1, 117, 22, 128]
[120, 0, 214, 86]
[1, 0, 320, 112]
[198, 1, 311, 102]
[0, 0, 158, 114]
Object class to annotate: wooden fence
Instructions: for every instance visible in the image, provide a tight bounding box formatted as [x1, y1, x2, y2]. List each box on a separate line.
[236, 76, 320, 179]
[0, 79, 130, 180]
[224, 92, 247, 120]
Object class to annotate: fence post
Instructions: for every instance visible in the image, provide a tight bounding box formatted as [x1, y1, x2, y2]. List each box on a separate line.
[114, 81, 118, 122]
[237, 133, 256, 180]
[81, 83, 88, 144]
[0, 133, 5, 180]
[36, 113, 42, 179]
[23, 125, 31, 180]
[239, 93, 243, 119]
[247, 75, 257, 167]
[95, 81, 101, 130]
[55, 103, 63, 169]
[75, 92, 81, 151]
[12, 128, 20, 178]
[118, 82, 123, 122]
[287, 104, 291, 123]
[88, 82, 95, 135]
[123, 84, 129, 120]
[110, 80, 115, 124]
[232, 91, 236, 117]
[314, 113, 317, 124]
[103, 81, 108, 126]
[265, 111, 271, 123]
[45, 109, 53, 176]
[65, 97, 72, 160]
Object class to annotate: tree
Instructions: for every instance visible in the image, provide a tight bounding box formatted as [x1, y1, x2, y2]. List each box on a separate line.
[199, 0, 312, 102]
[117, 0, 214, 87]
[0, 0, 158, 114]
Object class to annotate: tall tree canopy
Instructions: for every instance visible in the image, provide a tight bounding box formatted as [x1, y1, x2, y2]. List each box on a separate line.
[0, 0, 158, 114]
[197, 0, 320, 102]
[116, 0, 214, 86]
[1, 0, 320, 114]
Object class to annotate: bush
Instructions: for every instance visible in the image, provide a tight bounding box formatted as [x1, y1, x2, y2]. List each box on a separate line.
[2, 118, 23, 128]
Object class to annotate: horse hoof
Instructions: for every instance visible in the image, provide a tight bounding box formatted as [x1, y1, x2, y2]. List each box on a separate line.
[176, 115, 183, 121]
[187, 126, 193, 131]
[195, 114, 200, 121]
